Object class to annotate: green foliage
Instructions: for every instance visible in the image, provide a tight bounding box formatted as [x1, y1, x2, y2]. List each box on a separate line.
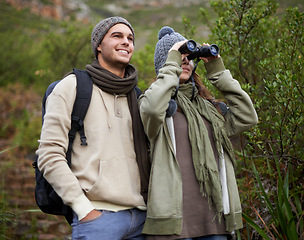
[194, 0, 304, 238]
[0, 179, 16, 239]
[131, 44, 156, 91]
[255, 7, 304, 169]
[243, 161, 304, 239]
[0, 84, 41, 151]
[182, 16, 197, 39]
[0, 0, 57, 88]
[208, 0, 279, 84]
[0, 27, 44, 87]
[12, 112, 41, 152]
[204, 0, 304, 175]
[0, 1, 94, 91]
[37, 22, 94, 89]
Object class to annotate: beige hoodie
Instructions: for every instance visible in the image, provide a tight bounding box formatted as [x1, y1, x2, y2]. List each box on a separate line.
[36, 74, 146, 220]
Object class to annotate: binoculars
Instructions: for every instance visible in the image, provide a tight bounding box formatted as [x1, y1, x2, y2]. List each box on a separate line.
[178, 40, 219, 60]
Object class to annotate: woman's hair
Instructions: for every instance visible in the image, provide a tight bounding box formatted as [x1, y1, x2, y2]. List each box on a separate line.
[192, 72, 213, 101]
[192, 72, 226, 116]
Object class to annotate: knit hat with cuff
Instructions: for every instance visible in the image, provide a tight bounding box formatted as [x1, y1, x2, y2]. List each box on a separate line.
[154, 26, 186, 75]
[91, 16, 134, 58]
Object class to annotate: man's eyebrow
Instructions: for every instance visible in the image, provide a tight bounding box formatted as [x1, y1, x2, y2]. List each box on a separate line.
[110, 31, 134, 38]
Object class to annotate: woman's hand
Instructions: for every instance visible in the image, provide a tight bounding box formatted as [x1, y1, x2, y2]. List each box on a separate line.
[169, 40, 188, 52]
[199, 43, 220, 63]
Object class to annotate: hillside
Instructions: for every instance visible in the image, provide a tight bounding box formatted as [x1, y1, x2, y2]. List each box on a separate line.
[4, 0, 303, 47]
[4, 0, 212, 48]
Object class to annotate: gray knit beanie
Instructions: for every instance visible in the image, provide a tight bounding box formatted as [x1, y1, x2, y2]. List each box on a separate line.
[91, 16, 134, 57]
[154, 26, 187, 75]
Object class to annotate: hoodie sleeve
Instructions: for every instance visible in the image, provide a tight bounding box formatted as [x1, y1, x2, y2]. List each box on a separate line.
[204, 57, 258, 137]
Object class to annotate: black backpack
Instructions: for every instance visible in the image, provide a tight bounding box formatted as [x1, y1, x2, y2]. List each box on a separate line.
[32, 69, 93, 224]
[32, 69, 143, 224]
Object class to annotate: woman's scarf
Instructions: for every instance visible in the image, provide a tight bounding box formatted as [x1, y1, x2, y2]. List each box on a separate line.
[86, 59, 150, 201]
[176, 82, 235, 217]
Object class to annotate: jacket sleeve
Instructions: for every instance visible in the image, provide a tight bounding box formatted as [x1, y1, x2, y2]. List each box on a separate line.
[36, 75, 95, 220]
[205, 57, 258, 137]
[139, 50, 182, 141]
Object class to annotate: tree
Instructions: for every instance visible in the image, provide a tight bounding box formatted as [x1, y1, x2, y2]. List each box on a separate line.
[198, 0, 303, 238]
[37, 22, 94, 89]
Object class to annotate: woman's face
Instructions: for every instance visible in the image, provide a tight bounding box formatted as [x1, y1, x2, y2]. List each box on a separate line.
[179, 54, 194, 84]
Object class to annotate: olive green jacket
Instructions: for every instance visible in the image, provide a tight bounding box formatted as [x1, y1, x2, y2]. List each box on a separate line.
[139, 50, 258, 235]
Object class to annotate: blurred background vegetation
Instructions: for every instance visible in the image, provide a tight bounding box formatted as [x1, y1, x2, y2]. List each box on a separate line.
[0, 0, 303, 239]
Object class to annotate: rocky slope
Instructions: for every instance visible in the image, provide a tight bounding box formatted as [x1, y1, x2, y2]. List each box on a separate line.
[5, 0, 204, 23]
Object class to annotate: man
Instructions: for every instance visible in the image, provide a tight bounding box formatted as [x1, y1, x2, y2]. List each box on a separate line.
[36, 16, 150, 240]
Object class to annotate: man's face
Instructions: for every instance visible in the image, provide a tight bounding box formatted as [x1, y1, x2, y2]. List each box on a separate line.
[97, 23, 134, 71]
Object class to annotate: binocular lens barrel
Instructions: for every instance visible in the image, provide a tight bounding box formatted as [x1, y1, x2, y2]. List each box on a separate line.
[209, 44, 219, 56]
[178, 40, 197, 54]
[199, 44, 219, 57]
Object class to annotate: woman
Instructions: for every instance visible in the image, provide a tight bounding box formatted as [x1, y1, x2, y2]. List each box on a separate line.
[139, 26, 258, 240]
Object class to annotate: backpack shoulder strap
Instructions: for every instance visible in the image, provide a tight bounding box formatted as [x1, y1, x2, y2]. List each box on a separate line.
[72, 69, 93, 126]
[66, 69, 93, 166]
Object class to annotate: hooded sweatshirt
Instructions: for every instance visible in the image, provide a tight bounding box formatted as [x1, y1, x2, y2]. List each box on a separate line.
[36, 73, 146, 220]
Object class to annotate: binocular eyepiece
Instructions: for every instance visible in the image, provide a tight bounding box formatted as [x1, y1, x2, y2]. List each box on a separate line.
[178, 40, 219, 60]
